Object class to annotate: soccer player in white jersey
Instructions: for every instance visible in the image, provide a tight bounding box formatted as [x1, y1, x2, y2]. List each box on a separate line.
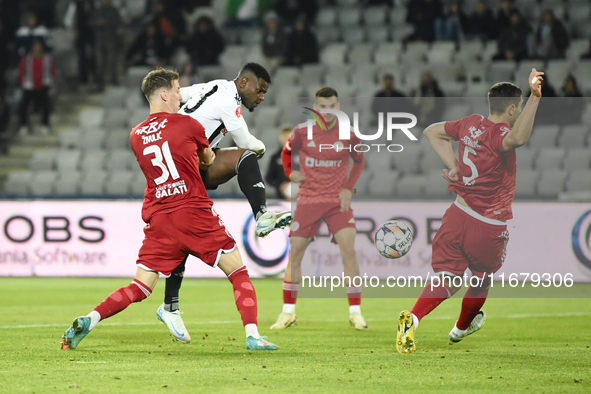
[157, 63, 291, 343]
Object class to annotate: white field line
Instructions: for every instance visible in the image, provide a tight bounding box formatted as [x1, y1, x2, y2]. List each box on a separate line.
[1, 311, 590, 329]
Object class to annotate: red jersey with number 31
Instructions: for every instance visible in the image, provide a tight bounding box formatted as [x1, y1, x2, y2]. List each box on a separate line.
[444, 114, 516, 221]
[130, 112, 212, 223]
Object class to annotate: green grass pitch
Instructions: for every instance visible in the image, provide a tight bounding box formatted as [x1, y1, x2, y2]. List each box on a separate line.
[0, 277, 590, 393]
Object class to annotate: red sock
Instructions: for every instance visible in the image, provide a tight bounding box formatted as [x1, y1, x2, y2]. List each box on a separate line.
[346, 286, 361, 306]
[456, 286, 489, 330]
[228, 266, 257, 326]
[94, 279, 151, 320]
[283, 281, 299, 304]
[410, 283, 452, 321]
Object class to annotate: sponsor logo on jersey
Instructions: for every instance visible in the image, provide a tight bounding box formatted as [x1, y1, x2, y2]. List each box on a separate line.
[462, 135, 481, 148]
[135, 118, 168, 135]
[154, 180, 188, 199]
[235, 106, 242, 118]
[305, 157, 343, 168]
[500, 126, 511, 136]
[468, 126, 485, 139]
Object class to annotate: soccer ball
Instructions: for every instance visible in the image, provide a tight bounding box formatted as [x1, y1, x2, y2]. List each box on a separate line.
[374, 220, 413, 259]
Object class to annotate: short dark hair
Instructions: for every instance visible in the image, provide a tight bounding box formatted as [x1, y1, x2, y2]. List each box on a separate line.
[240, 63, 271, 84]
[488, 82, 522, 115]
[141, 68, 179, 100]
[315, 86, 338, 98]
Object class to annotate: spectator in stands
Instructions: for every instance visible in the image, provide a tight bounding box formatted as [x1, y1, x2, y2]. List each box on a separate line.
[535, 9, 569, 60]
[405, 0, 443, 42]
[0, 0, 20, 63]
[92, 0, 122, 92]
[495, 0, 516, 37]
[15, 12, 51, 58]
[266, 124, 292, 200]
[285, 17, 319, 66]
[536, 75, 558, 124]
[126, 22, 170, 67]
[0, 93, 9, 142]
[226, 0, 259, 27]
[467, 0, 496, 41]
[64, 0, 96, 84]
[493, 10, 531, 62]
[262, 13, 288, 72]
[152, 0, 187, 53]
[0, 20, 10, 94]
[434, 1, 468, 45]
[412, 71, 445, 127]
[275, 0, 318, 26]
[560, 74, 584, 125]
[371, 74, 412, 125]
[178, 61, 201, 87]
[187, 16, 225, 66]
[18, 40, 55, 136]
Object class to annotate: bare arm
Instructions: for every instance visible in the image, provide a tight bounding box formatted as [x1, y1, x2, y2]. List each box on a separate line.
[424, 121, 459, 169]
[502, 68, 544, 152]
[198, 147, 214, 170]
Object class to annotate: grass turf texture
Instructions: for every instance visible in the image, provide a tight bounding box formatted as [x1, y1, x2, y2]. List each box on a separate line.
[0, 278, 590, 393]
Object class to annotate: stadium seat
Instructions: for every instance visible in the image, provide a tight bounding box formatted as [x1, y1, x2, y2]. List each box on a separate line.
[130, 172, 146, 197]
[55, 149, 82, 172]
[527, 125, 560, 148]
[566, 169, 591, 192]
[103, 108, 129, 129]
[80, 129, 107, 150]
[29, 171, 58, 196]
[300, 64, 325, 87]
[514, 60, 544, 84]
[79, 107, 105, 129]
[568, 3, 591, 23]
[391, 24, 414, 42]
[515, 169, 540, 197]
[392, 145, 422, 174]
[50, 28, 75, 53]
[338, 7, 362, 26]
[30, 148, 58, 171]
[3, 170, 33, 196]
[59, 128, 82, 149]
[239, 28, 262, 46]
[365, 151, 392, 171]
[545, 60, 574, 87]
[430, 64, 463, 84]
[424, 170, 453, 198]
[363, 6, 388, 25]
[105, 171, 135, 196]
[325, 65, 351, 87]
[535, 148, 565, 170]
[320, 43, 348, 66]
[79, 171, 108, 196]
[354, 170, 372, 196]
[456, 41, 484, 64]
[54, 171, 82, 196]
[343, 27, 366, 45]
[368, 171, 399, 197]
[421, 149, 446, 173]
[488, 61, 517, 83]
[351, 64, 377, 88]
[316, 26, 341, 47]
[105, 129, 131, 150]
[337, 0, 357, 6]
[390, 7, 408, 24]
[80, 149, 107, 172]
[273, 67, 300, 86]
[125, 66, 152, 89]
[348, 44, 374, 65]
[209, 179, 239, 197]
[102, 87, 128, 109]
[558, 125, 588, 148]
[443, 104, 471, 121]
[465, 81, 490, 97]
[515, 147, 538, 170]
[403, 42, 429, 65]
[427, 42, 455, 64]
[366, 25, 390, 44]
[253, 106, 281, 129]
[395, 174, 425, 196]
[317, 8, 338, 26]
[127, 109, 148, 129]
[106, 149, 134, 171]
[563, 147, 591, 170]
[537, 170, 567, 197]
[566, 39, 589, 61]
[275, 86, 305, 115]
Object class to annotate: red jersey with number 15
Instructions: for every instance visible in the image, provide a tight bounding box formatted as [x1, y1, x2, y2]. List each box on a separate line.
[444, 114, 516, 221]
[130, 112, 212, 223]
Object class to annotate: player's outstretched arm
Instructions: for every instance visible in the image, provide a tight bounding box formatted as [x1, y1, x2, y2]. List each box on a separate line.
[227, 125, 266, 157]
[198, 147, 215, 170]
[424, 121, 460, 173]
[502, 68, 544, 152]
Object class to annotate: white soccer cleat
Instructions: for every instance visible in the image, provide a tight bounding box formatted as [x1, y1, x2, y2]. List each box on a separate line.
[449, 311, 486, 343]
[157, 304, 191, 343]
[349, 313, 369, 330]
[255, 210, 292, 237]
[270, 312, 297, 329]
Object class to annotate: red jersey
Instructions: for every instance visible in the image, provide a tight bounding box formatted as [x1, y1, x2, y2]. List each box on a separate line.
[130, 112, 212, 222]
[444, 114, 516, 221]
[282, 121, 365, 204]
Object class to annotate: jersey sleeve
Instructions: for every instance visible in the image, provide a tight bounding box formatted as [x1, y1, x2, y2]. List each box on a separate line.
[444, 118, 463, 141]
[281, 135, 292, 179]
[218, 101, 248, 133]
[187, 117, 209, 151]
[492, 124, 511, 153]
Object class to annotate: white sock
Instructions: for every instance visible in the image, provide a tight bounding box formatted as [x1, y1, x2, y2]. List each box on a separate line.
[87, 310, 101, 331]
[451, 324, 467, 337]
[412, 313, 419, 330]
[283, 304, 295, 314]
[349, 305, 361, 315]
[245, 323, 260, 339]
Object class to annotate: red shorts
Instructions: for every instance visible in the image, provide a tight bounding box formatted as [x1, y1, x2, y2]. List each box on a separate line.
[432, 203, 509, 278]
[136, 207, 236, 276]
[291, 203, 356, 239]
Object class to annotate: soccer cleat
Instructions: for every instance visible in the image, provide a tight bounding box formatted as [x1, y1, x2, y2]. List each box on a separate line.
[270, 312, 297, 329]
[255, 210, 292, 237]
[246, 336, 279, 350]
[449, 311, 487, 343]
[157, 304, 191, 343]
[396, 310, 416, 354]
[349, 313, 369, 330]
[61, 316, 91, 350]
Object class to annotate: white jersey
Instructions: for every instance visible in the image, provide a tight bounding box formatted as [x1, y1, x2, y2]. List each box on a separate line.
[179, 79, 259, 151]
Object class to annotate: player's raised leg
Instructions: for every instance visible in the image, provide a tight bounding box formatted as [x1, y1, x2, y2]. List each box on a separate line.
[61, 268, 158, 350]
[449, 275, 491, 342]
[271, 236, 309, 329]
[334, 227, 368, 330]
[217, 248, 278, 350]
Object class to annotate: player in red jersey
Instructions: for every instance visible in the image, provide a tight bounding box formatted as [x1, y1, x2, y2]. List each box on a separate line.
[270, 87, 368, 330]
[396, 69, 544, 354]
[60, 68, 278, 351]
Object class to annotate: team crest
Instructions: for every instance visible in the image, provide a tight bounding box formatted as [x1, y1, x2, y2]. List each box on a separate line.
[235, 106, 242, 118]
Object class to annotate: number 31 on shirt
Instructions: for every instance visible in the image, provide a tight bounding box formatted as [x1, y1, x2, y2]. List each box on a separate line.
[143, 141, 180, 185]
